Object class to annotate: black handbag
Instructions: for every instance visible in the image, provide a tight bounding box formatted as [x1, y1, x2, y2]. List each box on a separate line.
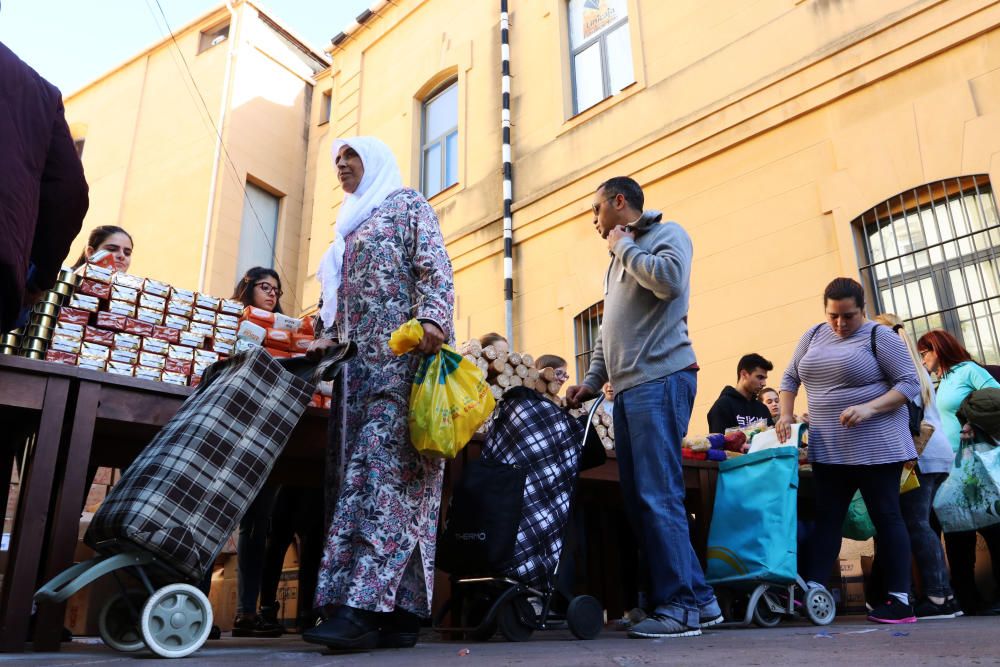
[436, 457, 526, 576]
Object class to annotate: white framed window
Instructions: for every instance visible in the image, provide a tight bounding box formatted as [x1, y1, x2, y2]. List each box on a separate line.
[319, 90, 332, 125]
[856, 176, 1000, 364]
[568, 0, 634, 114]
[198, 21, 230, 54]
[421, 81, 458, 198]
[236, 181, 281, 280]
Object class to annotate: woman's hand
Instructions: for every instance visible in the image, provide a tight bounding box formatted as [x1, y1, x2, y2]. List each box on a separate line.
[840, 403, 876, 428]
[416, 321, 444, 356]
[775, 414, 795, 443]
[306, 338, 338, 360]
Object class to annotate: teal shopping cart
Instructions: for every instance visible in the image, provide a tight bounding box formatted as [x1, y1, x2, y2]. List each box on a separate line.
[705, 445, 835, 627]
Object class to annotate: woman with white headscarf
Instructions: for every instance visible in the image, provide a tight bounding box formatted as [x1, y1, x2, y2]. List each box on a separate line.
[304, 137, 454, 650]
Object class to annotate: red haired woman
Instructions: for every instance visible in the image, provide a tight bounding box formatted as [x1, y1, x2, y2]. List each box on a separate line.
[917, 329, 1000, 615]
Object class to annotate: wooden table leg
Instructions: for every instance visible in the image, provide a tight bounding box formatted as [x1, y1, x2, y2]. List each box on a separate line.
[34, 381, 101, 651]
[0, 378, 71, 653]
[695, 468, 718, 567]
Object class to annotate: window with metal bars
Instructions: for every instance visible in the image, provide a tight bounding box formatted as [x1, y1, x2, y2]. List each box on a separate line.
[855, 175, 1000, 364]
[574, 301, 604, 381]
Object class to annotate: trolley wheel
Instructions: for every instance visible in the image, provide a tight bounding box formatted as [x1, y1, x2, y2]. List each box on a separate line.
[497, 597, 535, 642]
[804, 588, 836, 626]
[566, 595, 603, 640]
[139, 583, 213, 658]
[752, 591, 782, 628]
[98, 589, 148, 652]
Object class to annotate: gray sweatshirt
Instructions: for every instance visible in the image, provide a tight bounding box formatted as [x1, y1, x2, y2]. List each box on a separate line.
[582, 210, 697, 395]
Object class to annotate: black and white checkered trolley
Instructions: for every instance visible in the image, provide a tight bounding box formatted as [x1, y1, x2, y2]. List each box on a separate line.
[35, 344, 354, 658]
[435, 386, 606, 642]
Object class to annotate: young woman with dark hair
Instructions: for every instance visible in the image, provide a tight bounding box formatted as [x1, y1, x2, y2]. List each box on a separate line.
[225, 266, 287, 637]
[917, 329, 1000, 615]
[72, 225, 133, 273]
[232, 266, 284, 314]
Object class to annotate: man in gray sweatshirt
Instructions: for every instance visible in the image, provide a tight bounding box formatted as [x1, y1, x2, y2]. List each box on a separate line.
[566, 176, 720, 638]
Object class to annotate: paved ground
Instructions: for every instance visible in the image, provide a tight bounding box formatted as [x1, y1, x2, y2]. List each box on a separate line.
[2, 616, 999, 666]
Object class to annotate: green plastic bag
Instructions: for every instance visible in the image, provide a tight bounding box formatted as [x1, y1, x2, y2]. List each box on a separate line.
[842, 490, 876, 541]
[933, 440, 1000, 533]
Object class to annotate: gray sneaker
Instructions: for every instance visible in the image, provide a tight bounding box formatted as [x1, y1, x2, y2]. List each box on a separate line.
[699, 600, 724, 627]
[628, 613, 702, 639]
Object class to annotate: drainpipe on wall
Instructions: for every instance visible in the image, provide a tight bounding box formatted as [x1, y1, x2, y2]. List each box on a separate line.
[198, 0, 238, 293]
[500, 0, 514, 347]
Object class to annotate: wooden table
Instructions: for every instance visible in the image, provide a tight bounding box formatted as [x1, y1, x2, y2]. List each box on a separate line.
[0, 356, 75, 653]
[0, 355, 329, 652]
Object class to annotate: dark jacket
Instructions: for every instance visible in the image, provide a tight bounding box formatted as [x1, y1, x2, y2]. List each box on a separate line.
[707, 386, 773, 434]
[1, 41, 89, 332]
[957, 387, 1000, 445]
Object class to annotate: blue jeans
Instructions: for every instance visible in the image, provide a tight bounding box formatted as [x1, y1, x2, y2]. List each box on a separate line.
[870, 469, 952, 600]
[613, 370, 717, 627]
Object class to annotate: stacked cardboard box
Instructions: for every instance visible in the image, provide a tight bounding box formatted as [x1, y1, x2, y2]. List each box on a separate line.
[44, 261, 244, 387]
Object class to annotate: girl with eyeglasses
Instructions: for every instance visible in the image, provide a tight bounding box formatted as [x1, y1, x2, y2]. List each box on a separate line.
[233, 266, 284, 313]
[219, 266, 290, 637]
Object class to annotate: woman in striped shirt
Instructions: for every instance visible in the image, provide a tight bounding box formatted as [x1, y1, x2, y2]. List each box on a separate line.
[778, 278, 920, 624]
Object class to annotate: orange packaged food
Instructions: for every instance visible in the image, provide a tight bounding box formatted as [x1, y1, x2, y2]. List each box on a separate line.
[290, 333, 313, 353]
[243, 306, 275, 328]
[264, 328, 293, 352]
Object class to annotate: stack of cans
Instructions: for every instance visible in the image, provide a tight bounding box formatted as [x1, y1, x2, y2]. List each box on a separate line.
[12, 268, 80, 360]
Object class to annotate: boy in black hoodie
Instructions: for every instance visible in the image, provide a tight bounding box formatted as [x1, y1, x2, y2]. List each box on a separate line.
[707, 353, 774, 433]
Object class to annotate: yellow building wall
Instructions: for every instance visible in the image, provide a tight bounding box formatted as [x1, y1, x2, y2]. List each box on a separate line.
[64, 2, 325, 313]
[63, 9, 229, 290]
[303, 0, 1000, 432]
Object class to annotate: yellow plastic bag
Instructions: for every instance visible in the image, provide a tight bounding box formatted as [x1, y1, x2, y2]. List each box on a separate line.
[900, 463, 921, 494]
[389, 319, 496, 458]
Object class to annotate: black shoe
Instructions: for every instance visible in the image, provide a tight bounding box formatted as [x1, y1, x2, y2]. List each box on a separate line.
[867, 598, 916, 624]
[914, 598, 956, 620]
[302, 606, 380, 650]
[257, 605, 285, 637]
[233, 613, 284, 637]
[377, 608, 421, 648]
[208, 625, 222, 640]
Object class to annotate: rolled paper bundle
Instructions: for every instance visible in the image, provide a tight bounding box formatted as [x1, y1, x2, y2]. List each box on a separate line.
[521, 354, 534, 368]
[483, 344, 498, 360]
[508, 351, 522, 366]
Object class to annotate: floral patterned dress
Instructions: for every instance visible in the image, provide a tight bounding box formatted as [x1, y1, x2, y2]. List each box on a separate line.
[313, 187, 454, 617]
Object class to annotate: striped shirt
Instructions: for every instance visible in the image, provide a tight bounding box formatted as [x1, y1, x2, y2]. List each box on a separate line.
[780, 321, 920, 465]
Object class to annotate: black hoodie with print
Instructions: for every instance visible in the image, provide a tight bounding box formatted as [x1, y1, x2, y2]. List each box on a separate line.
[706, 386, 773, 434]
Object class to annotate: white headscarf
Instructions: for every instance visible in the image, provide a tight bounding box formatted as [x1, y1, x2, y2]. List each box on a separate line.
[317, 136, 403, 328]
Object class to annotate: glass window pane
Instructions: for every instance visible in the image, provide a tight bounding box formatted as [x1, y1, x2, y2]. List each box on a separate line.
[445, 131, 458, 188]
[423, 144, 442, 198]
[568, 0, 629, 48]
[424, 83, 458, 142]
[605, 23, 634, 94]
[236, 182, 279, 280]
[573, 43, 604, 112]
